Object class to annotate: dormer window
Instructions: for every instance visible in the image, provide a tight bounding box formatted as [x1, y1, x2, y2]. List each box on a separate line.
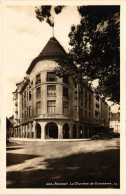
[47, 72, 57, 82]
[36, 74, 41, 85]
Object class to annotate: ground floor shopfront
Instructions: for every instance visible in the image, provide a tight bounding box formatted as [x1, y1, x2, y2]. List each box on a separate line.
[13, 119, 93, 139]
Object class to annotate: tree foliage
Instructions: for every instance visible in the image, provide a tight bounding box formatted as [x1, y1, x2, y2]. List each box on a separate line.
[35, 6, 120, 103]
[35, 6, 64, 26]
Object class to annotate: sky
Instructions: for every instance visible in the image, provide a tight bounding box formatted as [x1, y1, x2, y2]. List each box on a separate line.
[3, 5, 119, 117]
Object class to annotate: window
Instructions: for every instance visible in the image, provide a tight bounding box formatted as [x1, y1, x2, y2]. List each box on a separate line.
[74, 82, 77, 88]
[80, 87, 83, 95]
[96, 96, 99, 101]
[74, 91, 77, 100]
[36, 74, 41, 85]
[75, 106, 77, 110]
[36, 87, 41, 98]
[89, 94, 91, 101]
[96, 104, 99, 109]
[63, 87, 68, 97]
[80, 97, 83, 105]
[95, 111, 99, 117]
[63, 102, 69, 115]
[85, 90, 87, 98]
[24, 100, 26, 108]
[89, 112, 91, 120]
[25, 111, 26, 119]
[89, 102, 91, 110]
[29, 91, 31, 100]
[29, 106, 32, 117]
[47, 72, 57, 82]
[22, 102, 23, 110]
[63, 75, 69, 84]
[27, 107, 28, 117]
[36, 102, 41, 114]
[80, 108, 83, 120]
[47, 101, 56, 114]
[47, 85, 56, 96]
[85, 100, 87, 108]
[24, 91, 26, 98]
[85, 110, 87, 119]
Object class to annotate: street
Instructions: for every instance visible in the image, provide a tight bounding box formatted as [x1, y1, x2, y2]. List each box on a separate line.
[6, 138, 120, 188]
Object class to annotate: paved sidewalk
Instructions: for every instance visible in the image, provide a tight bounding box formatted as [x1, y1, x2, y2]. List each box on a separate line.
[6, 138, 120, 188]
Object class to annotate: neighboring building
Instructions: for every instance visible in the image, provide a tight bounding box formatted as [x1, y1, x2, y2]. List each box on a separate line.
[6, 116, 14, 137]
[100, 98, 111, 127]
[110, 112, 120, 133]
[12, 37, 110, 139]
[93, 94, 111, 133]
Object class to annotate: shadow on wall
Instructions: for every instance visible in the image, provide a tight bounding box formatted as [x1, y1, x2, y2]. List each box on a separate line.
[7, 149, 120, 188]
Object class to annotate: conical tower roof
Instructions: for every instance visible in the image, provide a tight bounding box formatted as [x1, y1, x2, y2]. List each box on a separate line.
[26, 37, 66, 74]
[39, 37, 66, 57]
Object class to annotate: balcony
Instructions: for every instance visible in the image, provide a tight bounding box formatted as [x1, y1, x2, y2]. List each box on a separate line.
[46, 78, 57, 82]
[35, 79, 41, 85]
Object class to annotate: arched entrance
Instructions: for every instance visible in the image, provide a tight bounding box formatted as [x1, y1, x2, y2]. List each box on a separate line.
[63, 123, 69, 139]
[45, 122, 58, 139]
[79, 125, 83, 138]
[36, 123, 41, 138]
[73, 125, 77, 138]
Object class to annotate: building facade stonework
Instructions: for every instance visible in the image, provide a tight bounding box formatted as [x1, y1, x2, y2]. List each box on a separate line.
[12, 37, 110, 139]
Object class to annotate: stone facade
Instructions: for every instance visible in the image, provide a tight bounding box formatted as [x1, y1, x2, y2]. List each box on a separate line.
[12, 37, 110, 139]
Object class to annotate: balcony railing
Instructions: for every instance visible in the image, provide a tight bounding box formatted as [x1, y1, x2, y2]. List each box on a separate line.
[46, 78, 57, 82]
[35, 79, 41, 85]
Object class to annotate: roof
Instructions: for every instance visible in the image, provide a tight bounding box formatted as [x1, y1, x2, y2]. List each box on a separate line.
[39, 37, 66, 57]
[26, 37, 67, 74]
[110, 112, 120, 121]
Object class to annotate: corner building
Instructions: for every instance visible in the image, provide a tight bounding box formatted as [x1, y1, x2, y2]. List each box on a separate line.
[13, 37, 99, 139]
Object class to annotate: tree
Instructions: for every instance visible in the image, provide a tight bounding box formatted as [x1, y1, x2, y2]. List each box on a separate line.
[35, 6, 120, 104]
[35, 6, 64, 26]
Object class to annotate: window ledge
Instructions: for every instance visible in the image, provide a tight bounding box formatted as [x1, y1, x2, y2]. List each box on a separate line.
[47, 95, 57, 97]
